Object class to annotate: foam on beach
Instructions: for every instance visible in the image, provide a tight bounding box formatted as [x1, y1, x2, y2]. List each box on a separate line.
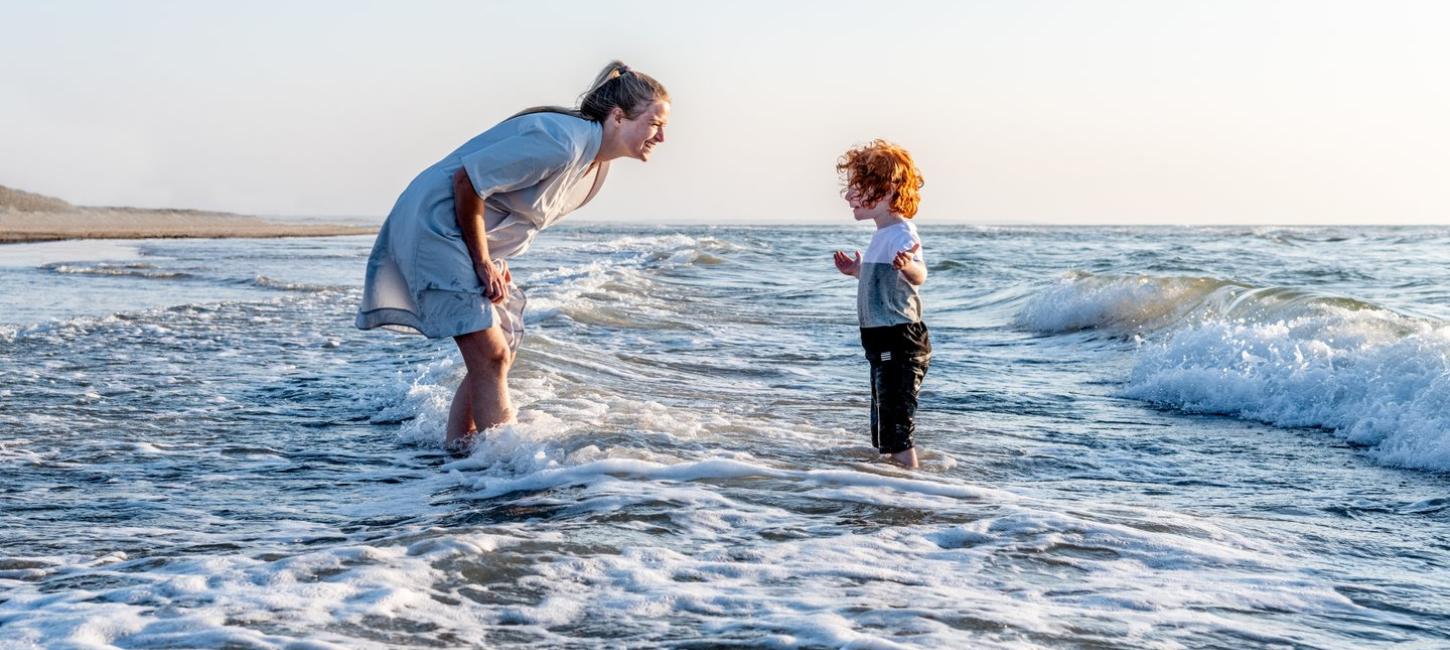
[1019, 271, 1450, 472]
[320, 355, 1371, 648]
[263, 238, 1396, 647]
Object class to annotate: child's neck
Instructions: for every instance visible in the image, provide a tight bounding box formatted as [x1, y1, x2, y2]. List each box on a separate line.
[872, 212, 908, 229]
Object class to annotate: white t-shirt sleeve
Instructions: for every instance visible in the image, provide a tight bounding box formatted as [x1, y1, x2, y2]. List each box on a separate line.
[459, 128, 574, 198]
[895, 229, 924, 264]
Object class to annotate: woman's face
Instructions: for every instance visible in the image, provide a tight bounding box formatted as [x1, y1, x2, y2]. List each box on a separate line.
[615, 100, 670, 161]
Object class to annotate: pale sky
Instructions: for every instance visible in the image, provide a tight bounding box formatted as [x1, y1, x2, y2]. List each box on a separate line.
[2, 1, 1447, 225]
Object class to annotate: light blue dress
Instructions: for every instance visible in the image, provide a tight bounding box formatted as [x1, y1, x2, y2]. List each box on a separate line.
[356, 112, 609, 341]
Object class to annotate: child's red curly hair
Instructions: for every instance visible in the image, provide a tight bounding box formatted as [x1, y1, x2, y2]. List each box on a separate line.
[836, 139, 925, 218]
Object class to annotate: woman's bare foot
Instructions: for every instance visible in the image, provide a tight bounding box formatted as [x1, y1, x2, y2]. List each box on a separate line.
[443, 411, 519, 458]
[444, 429, 478, 458]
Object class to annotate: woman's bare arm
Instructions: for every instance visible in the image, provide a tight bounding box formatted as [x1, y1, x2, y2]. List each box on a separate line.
[453, 168, 507, 303]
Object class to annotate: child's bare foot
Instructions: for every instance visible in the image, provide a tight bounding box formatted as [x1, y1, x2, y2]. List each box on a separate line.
[886, 448, 920, 469]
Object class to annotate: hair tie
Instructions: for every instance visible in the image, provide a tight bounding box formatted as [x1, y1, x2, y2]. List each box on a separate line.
[617, 65, 631, 77]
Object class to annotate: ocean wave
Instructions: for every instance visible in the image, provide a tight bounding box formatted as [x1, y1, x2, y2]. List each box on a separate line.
[1, 492, 1346, 649]
[438, 456, 1362, 648]
[576, 233, 743, 255]
[42, 262, 194, 280]
[0, 532, 526, 649]
[1177, 226, 1360, 245]
[645, 248, 726, 266]
[247, 274, 340, 292]
[455, 232, 746, 332]
[1015, 272, 1243, 335]
[517, 255, 699, 331]
[1016, 272, 1385, 337]
[1020, 272, 1450, 472]
[559, 234, 738, 274]
[1124, 309, 1450, 472]
[0, 312, 177, 347]
[37, 261, 342, 297]
[0, 292, 348, 348]
[931, 259, 974, 271]
[335, 349, 1381, 648]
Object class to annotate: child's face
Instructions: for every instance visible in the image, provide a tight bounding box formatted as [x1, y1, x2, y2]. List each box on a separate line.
[845, 184, 894, 221]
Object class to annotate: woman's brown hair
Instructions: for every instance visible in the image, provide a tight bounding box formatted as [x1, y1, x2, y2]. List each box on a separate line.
[513, 61, 669, 122]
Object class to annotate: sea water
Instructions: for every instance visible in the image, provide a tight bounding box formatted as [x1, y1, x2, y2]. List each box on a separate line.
[2, 225, 1448, 648]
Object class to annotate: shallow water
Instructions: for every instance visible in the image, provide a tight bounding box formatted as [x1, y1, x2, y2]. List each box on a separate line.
[2, 225, 1448, 648]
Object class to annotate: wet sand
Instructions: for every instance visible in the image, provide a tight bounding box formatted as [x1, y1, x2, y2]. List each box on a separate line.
[0, 209, 375, 244]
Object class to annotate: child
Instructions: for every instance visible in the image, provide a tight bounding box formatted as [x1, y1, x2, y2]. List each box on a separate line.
[832, 139, 931, 469]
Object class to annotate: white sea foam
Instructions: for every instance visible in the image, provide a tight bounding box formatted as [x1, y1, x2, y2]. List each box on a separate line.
[1125, 309, 1450, 471]
[0, 533, 526, 649]
[295, 337, 1397, 646]
[1021, 272, 1450, 471]
[13, 499, 1322, 649]
[465, 499, 1372, 648]
[44, 262, 193, 280]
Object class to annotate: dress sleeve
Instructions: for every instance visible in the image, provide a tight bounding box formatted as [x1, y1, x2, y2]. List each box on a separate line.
[459, 127, 574, 198]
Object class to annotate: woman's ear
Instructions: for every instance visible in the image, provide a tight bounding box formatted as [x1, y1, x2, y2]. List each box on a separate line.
[611, 106, 625, 125]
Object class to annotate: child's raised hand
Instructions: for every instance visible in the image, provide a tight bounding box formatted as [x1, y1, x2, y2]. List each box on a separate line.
[833, 250, 862, 277]
[892, 242, 921, 270]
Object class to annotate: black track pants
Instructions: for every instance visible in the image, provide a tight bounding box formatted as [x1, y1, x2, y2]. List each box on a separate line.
[861, 322, 931, 454]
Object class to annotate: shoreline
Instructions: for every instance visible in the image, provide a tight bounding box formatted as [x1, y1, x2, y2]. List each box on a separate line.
[0, 209, 376, 244]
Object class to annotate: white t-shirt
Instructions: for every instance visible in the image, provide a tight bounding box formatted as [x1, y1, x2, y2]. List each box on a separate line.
[857, 221, 925, 328]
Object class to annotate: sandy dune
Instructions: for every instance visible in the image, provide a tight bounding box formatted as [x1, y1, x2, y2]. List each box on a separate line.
[0, 186, 374, 243]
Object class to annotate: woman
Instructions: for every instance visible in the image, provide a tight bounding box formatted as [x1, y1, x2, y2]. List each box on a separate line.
[357, 61, 670, 451]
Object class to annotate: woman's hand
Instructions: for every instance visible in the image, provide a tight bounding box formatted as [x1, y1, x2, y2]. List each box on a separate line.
[454, 167, 510, 302]
[833, 250, 862, 277]
[474, 259, 510, 304]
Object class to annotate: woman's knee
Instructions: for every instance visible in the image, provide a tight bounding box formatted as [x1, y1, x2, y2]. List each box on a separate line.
[455, 329, 511, 372]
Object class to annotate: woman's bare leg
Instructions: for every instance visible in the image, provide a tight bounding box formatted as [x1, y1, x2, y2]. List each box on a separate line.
[445, 374, 475, 444]
[447, 327, 514, 448]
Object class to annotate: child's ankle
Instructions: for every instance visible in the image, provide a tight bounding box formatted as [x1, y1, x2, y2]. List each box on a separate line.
[888, 448, 919, 469]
